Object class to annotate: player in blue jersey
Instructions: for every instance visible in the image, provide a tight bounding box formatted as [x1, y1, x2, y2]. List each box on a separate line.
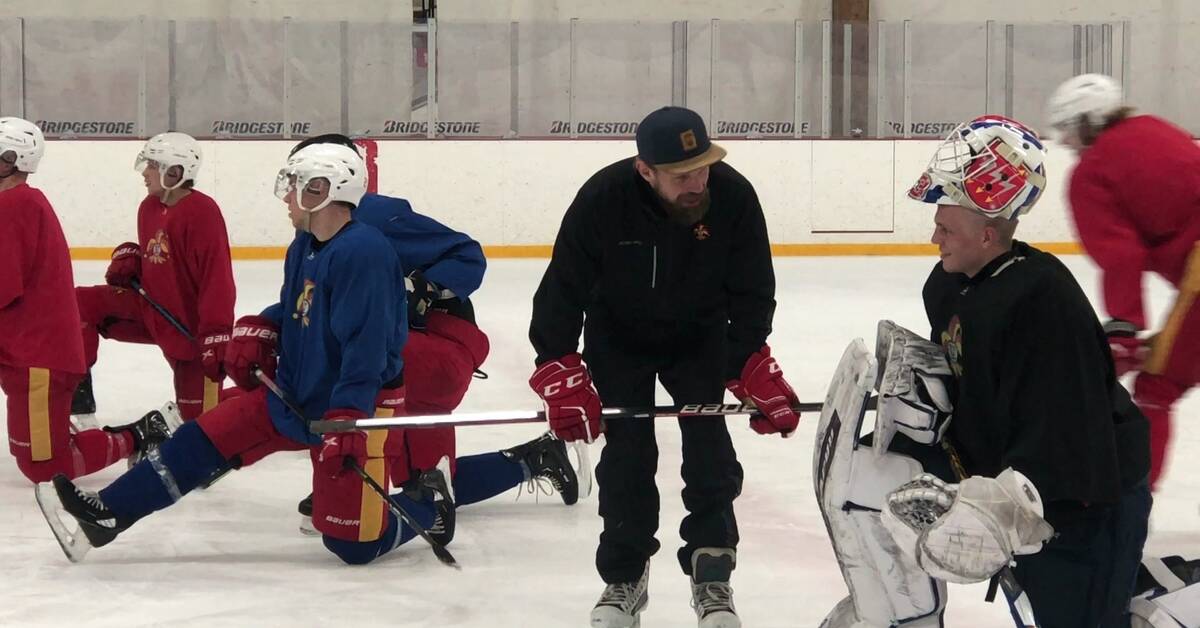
[36, 144, 434, 565]
[288, 135, 581, 545]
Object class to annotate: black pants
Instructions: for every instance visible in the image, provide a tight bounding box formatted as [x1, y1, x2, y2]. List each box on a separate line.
[584, 322, 744, 584]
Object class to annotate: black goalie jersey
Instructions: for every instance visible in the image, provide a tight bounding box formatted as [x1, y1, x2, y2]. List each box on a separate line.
[921, 241, 1150, 514]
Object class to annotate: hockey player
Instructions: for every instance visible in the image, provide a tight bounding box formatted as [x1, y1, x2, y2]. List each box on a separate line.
[37, 144, 433, 566]
[0, 117, 179, 484]
[529, 106, 798, 628]
[74, 132, 235, 422]
[286, 135, 579, 545]
[1047, 74, 1200, 490]
[816, 115, 1151, 628]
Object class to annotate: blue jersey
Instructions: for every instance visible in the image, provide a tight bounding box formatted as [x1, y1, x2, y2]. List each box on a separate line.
[261, 221, 406, 445]
[355, 193, 486, 299]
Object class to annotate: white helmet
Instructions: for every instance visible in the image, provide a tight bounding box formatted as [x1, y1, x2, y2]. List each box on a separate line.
[135, 132, 202, 190]
[274, 143, 366, 212]
[1046, 73, 1123, 133]
[908, 115, 1048, 220]
[0, 117, 46, 174]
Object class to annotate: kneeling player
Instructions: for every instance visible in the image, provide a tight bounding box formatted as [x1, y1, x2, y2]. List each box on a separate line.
[0, 117, 180, 484]
[286, 135, 580, 544]
[816, 116, 1151, 627]
[37, 144, 432, 565]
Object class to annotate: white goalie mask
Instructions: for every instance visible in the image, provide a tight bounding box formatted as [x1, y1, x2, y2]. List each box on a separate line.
[134, 132, 202, 190]
[0, 117, 46, 174]
[274, 143, 367, 212]
[907, 115, 1047, 221]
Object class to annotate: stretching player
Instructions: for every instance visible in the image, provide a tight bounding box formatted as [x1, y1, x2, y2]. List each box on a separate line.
[1047, 73, 1200, 490]
[74, 132, 235, 422]
[288, 135, 579, 543]
[38, 144, 433, 566]
[0, 117, 179, 483]
[815, 116, 1151, 628]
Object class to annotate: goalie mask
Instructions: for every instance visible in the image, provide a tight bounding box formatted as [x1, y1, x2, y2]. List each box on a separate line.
[274, 143, 367, 212]
[0, 117, 45, 175]
[135, 132, 202, 190]
[908, 115, 1047, 221]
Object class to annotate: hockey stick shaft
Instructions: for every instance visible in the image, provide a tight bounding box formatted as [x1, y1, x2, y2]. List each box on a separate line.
[252, 369, 460, 569]
[307, 398, 874, 434]
[130, 278, 194, 341]
[942, 439, 1036, 628]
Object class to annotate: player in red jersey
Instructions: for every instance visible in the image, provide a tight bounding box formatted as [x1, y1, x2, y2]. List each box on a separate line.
[74, 132, 236, 422]
[1048, 73, 1200, 489]
[0, 117, 180, 483]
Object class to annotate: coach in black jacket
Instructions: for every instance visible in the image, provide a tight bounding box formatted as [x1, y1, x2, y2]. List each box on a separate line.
[528, 106, 799, 626]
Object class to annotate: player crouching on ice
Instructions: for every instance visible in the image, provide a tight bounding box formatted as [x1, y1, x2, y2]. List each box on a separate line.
[813, 115, 1152, 628]
[37, 143, 434, 566]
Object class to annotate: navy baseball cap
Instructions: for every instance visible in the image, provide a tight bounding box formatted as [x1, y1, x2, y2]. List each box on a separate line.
[635, 106, 726, 174]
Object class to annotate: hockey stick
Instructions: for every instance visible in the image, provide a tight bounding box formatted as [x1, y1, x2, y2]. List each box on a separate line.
[253, 369, 460, 570]
[308, 398, 874, 434]
[130, 277, 194, 341]
[942, 439, 1037, 628]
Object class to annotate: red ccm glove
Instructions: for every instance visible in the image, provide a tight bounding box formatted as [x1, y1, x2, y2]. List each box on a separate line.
[223, 315, 279, 390]
[727, 346, 800, 437]
[105, 242, 141, 288]
[529, 353, 603, 443]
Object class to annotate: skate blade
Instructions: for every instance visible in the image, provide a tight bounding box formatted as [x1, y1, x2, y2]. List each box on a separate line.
[70, 413, 100, 434]
[34, 483, 91, 563]
[570, 440, 594, 499]
[299, 515, 320, 537]
[158, 401, 184, 433]
[435, 455, 456, 505]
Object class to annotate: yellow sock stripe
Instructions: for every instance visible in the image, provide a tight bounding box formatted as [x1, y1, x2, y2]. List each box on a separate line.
[357, 429, 391, 542]
[28, 368, 52, 462]
[203, 378, 220, 413]
[68, 242, 1086, 261]
[1146, 243, 1200, 375]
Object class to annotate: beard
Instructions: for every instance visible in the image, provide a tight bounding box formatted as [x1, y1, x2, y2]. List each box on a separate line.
[660, 189, 711, 226]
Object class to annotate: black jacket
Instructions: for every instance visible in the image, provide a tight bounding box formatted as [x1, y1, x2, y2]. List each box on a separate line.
[923, 241, 1150, 508]
[530, 158, 776, 380]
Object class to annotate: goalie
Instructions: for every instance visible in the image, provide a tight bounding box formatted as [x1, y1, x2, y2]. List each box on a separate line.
[815, 115, 1152, 628]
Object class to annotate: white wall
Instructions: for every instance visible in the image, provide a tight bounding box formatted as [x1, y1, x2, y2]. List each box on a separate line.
[34, 138, 1082, 250]
[0, 0, 415, 20]
[438, 0, 828, 21]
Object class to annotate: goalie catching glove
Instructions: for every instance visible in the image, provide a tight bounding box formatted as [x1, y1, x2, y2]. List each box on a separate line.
[881, 467, 1054, 584]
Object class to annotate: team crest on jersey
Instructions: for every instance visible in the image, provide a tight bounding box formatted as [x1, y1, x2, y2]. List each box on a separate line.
[293, 280, 315, 327]
[940, 315, 964, 377]
[145, 229, 170, 264]
[693, 223, 711, 240]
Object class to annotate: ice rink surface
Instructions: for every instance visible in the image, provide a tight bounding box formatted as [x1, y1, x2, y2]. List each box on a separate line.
[0, 256, 1196, 628]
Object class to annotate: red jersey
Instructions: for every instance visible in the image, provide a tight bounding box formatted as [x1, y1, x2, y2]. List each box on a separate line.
[1068, 115, 1200, 329]
[0, 184, 86, 373]
[136, 189, 235, 360]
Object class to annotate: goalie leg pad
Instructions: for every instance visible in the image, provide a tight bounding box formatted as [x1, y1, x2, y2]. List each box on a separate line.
[814, 340, 947, 627]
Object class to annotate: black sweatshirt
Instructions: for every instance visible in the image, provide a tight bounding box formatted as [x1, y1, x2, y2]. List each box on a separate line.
[530, 157, 776, 380]
[923, 241, 1150, 508]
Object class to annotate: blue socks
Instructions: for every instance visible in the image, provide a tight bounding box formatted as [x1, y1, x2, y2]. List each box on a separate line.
[99, 421, 229, 522]
[452, 452, 525, 507]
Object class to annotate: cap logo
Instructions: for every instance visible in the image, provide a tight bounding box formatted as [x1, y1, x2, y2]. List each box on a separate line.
[680, 129, 698, 151]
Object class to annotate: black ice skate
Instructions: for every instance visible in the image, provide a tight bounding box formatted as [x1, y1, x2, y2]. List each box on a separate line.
[416, 458, 456, 546]
[104, 401, 183, 469]
[70, 370, 96, 416]
[36, 474, 129, 562]
[690, 548, 740, 628]
[298, 493, 318, 536]
[502, 431, 579, 505]
[591, 563, 650, 628]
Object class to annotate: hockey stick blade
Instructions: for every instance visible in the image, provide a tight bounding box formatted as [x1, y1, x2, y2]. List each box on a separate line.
[253, 369, 460, 570]
[348, 460, 461, 570]
[308, 397, 878, 434]
[35, 482, 91, 563]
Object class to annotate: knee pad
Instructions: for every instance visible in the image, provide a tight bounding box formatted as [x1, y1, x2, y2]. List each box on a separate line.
[814, 339, 947, 628]
[323, 535, 389, 566]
